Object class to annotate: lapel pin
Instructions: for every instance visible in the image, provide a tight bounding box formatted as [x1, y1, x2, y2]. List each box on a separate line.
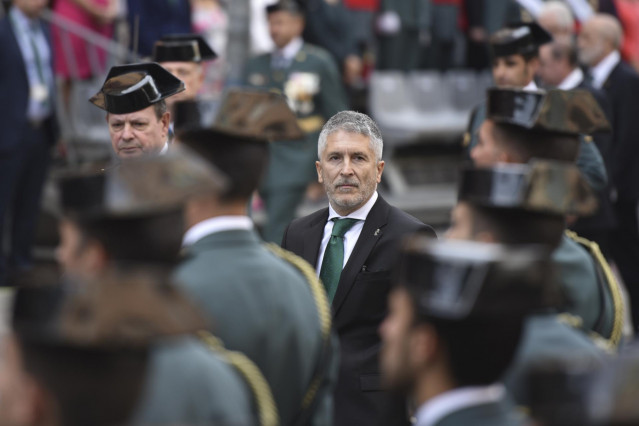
[374, 229, 380, 236]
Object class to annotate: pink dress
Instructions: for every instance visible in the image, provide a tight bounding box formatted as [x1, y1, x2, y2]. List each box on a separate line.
[52, 0, 114, 79]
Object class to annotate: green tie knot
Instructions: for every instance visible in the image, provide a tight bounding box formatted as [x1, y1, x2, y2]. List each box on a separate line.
[331, 218, 359, 238]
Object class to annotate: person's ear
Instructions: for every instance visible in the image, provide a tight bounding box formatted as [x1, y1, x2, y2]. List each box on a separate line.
[316, 161, 323, 183]
[376, 161, 385, 183]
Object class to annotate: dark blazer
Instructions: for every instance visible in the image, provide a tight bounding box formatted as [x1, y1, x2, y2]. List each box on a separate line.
[571, 79, 616, 233]
[282, 195, 437, 426]
[601, 60, 639, 201]
[0, 11, 57, 152]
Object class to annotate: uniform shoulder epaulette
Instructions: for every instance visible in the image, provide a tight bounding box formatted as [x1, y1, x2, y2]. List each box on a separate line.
[564, 230, 624, 350]
[198, 331, 279, 426]
[263, 243, 333, 420]
[303, 44, 333, 62]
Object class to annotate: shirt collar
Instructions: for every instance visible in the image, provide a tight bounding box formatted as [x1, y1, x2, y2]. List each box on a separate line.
[523, 80, 538, 91]
[558, 67, 585, 90]
[590, 50, 620, 89]
[328, 191, 378, 222]
[10, 6, 36, 31]
[276, 37, 304, 61]
[159, 141, 169, 155]
[182, 216, 254, 247]
[415, 384, 506, 426]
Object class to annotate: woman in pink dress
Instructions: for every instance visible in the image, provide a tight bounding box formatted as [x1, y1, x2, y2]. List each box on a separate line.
[51, 0, 118, 111]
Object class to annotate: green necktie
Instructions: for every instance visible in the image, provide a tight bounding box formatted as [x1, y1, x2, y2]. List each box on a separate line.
[320, 218, 360, 303]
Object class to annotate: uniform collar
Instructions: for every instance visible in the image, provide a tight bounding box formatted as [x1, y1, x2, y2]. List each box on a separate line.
[182, 216, 253, 247]
[415, 384, 506, 426]
[328, 191, 378, 222]
[275, 37, 304, 61]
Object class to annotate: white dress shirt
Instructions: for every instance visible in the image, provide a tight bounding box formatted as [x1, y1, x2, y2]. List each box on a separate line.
[414, 384, 506, 426]
[558, 67, 585, 90]
[315, 191, 379, 274]
[160, 141, 169, 155]
[182, 216, 253, 247]
[590, 50, 621, 90]
[523, 80, 538, 91]
[271, 37, 303, 68]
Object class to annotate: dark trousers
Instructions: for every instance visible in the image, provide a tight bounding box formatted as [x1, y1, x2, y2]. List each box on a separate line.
[610, 199, 639, 330]
[0, 121, 52, 285]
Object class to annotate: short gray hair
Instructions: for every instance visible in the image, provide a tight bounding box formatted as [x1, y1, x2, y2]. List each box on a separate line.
[539, 1, 575, 33]
[318, 111, 383, 161]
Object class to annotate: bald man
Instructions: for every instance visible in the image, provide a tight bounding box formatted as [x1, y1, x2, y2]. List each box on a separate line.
[579, 13, 639, 330]
[538, 1, 575, 40]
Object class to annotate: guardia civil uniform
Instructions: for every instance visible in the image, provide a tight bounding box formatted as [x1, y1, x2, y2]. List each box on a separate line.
[396, 238, 560, 426]
[478, 88, 624, 348]
[244, 1, 347, 243]
[457, 161, 611, 408]
[56, 153, 274, 426]
[463, 22, 608, 193]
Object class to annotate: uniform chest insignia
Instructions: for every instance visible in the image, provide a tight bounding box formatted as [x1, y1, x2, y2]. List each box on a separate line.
[295, 51, 307, 63]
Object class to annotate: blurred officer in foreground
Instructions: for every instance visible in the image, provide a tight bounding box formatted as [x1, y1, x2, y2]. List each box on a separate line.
[152, 33, 217, 139]
[245, 0, 347, 243]
[381, 237, 558, 426]
[54, 151, 272, 426]
[0, 269, 204, 426]
[464, 22, 607, 193]
[449, 160, 609, 405]
[89, 62, 184, 159]
[175, 98, 336, 425]
[468, 88, 624, 345]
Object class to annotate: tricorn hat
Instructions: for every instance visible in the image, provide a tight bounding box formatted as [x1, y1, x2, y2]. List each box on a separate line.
[12, 267, 208, 347]
[57, 148, 226, 219]
[486, 88, 611, 135]
[396, 237, 560, 321]
[152, 34, 217, 63]
[490, 22, 553, 58]
[458, 160, 598, 216]
[89, 62, 185, 114]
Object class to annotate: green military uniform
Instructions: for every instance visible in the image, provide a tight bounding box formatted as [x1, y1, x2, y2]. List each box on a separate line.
[175, 230, 334, 426]
[245, 41, 347, 243]
[56, 153, 271, 426]
[430, 399, 526, 426]
[471, 88, 624, 346]
[503, 314, 608, 407]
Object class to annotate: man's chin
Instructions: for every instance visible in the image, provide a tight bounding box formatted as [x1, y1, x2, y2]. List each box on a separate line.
[117, 147, 144, 158]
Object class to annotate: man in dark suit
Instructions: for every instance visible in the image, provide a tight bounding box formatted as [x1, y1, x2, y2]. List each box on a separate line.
[282, 111, 437, 426]
[0, 0, 58, 286]
[537, 38, 616, 256]
[578, 13, 639, 329]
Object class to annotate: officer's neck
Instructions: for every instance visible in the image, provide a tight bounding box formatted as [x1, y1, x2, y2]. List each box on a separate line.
[413, 361, 457, 408]
[185, 196, 247, 229]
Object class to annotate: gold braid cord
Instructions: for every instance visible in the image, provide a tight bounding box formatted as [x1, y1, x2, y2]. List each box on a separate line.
[565, 230, 624, 350]
[264, 243, 332, 411]
[197, 331, 279, 426]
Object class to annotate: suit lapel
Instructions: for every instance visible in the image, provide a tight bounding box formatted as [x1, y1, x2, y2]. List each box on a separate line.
[6, 14, 27, 80]
[302, 209, 328, 267]
[332, 197, 390, 317]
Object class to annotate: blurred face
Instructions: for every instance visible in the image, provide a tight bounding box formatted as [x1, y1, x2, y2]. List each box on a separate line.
[470, 120, 506, 167]
[445, 202, 475, 241]
[0, 336, 41, 426]
[268, 11, 304, 49]
[13, 0, 48, 18]
[380, 289, 419, 391]
[160, 62, 204, 107]
[492, 54, 537, 88]
[538, 44, 567, 87]
[316, 131, 384, 216]
[107, 106, 169, 159]
[578, 22, 610, 67]
[56, 219, 102, 280]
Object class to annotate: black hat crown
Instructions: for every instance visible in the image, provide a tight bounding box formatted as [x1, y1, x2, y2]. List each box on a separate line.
[490, 22, 552, 58]
[152, 34, 217, 63]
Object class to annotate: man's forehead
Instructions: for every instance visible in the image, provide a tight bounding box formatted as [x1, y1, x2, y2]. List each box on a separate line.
[108, 106, 156, 122]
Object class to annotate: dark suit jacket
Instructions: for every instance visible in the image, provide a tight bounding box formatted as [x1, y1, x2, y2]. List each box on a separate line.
[601, 60, 639, 201]
[0, 11, 57, 152]
[571, 79, 616, 233]
[282, 195, 437, 426]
